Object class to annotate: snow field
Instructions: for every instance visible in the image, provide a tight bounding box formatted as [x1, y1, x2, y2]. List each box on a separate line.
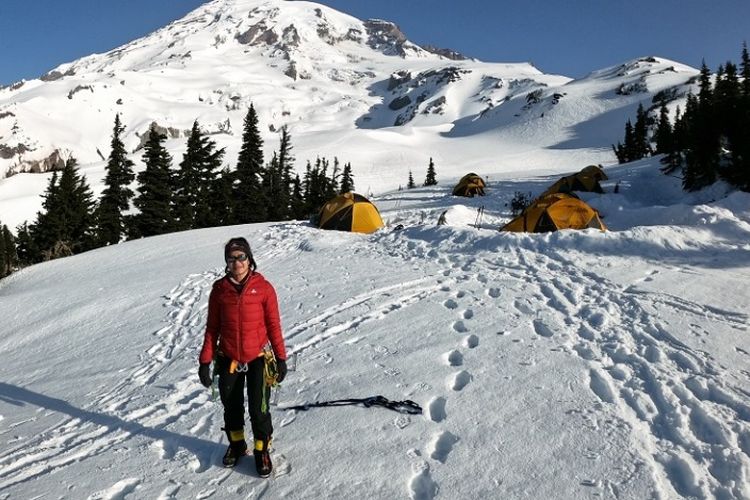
[0, 159, 749, 498]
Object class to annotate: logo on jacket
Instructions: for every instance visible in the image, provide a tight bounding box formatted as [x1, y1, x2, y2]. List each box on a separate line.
[250, 288, 258, 294]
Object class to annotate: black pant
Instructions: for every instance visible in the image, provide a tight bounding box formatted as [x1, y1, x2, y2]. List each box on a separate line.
[216, 355, 272, 442]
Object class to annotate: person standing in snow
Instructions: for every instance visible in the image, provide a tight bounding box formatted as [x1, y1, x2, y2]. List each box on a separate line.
[198, 237, 288, 477]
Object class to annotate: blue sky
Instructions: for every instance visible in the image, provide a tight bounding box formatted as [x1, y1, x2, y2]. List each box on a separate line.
[1, 0, 748, 85]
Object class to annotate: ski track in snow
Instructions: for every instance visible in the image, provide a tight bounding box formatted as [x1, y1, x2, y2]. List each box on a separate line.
[0, 270, 222, 491]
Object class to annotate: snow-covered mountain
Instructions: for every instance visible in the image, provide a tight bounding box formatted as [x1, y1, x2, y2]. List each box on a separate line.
[1, 158, 749, 499]
[0, 0, 699, 231]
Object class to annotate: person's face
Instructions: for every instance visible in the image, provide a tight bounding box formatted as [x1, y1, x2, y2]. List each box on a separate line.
[227, 251, 250, 279]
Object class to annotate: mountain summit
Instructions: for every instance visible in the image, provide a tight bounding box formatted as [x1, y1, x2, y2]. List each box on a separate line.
[0, 0, 698, 230]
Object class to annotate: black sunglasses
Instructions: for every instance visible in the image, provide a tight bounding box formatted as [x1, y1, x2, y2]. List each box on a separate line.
[226, 254, 249, 263]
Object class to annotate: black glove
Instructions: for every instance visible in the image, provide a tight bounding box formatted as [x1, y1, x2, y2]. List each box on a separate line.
[276, 359, 287, 384]
[198, 363, 212, 388]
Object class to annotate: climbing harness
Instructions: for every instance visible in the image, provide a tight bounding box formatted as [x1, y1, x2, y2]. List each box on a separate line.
[229, 360, 249, 373]
[281, 396, 423, 415]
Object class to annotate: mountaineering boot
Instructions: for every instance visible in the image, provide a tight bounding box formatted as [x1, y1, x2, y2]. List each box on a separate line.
[253, 438, 273, 478]
[223, 429, 248, 468]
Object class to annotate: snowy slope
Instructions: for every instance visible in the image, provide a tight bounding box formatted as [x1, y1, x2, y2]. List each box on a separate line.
[1, 158, 749, 499]
[0, 0, 700, 231]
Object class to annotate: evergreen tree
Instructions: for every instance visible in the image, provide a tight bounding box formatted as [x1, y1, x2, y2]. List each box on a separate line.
[741, 41, 750, 97]
[96, 114, 135, 245]
[340, 162, 354, 193]
[131, 124, 174, 238]
[14, 222, 36, 266]
[0, 224, 5, 277]
[654, 104, 673, 155]
[716, 62, 743, 181]
[683, 92, 719, 191]
[662, 106, 684, 174]
[25, 157, 95, 261]
[3, 225, 17, 276]
[407, 170, 416, 189]
[0, 222, 16, 277]
[328, 158, 341, 199]
[262, 127, 294, 221]
[31, 171, 63, 254]
[276, 126, 294, 220]
[301, 157, 327, 216]
[632, 103, 652, 159]
[290, 174, 306, 219]
[424, 157, 438, 186]
[55, 156, 96, 253]
[262, 153, 284, 221]
[613, 120, 635, 163]
[234, 104, 267, 223]
[738, 42, 750, 190]
[211, 168, 235, 227]
[173, 121, 225, 229]
[698, 60, 713, 103]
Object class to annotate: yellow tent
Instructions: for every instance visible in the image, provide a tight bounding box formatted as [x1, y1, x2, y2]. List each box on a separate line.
[318, 192, 384, 233]
[579, 164, 608, 181]
[541, 172, 604, 198]
[452, 173, 486, 197]
[501, 193, 607, 233]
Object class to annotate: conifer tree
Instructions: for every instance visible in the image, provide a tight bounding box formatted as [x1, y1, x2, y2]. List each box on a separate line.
[698, 61, 713, 104]
[262, 152, 283, 221]
[654, 104, 673, 155]
[290, 174, 306, 219]
[14, 222, 36, 266]
[0, 222, 16, 277]
[55, 156, 96, 253]
[234, 104, 267, 223]
[407, 170, 416, 189]
[683, 91, 719, 191]
[96, 114, 135, 245]
[716, 62, 743, 180]
[340, 162, 354, 193]
[738, 42, 750, 190]
[32, 171, 63, 254]
[632, 103, 652, 159]
[741, 41, 750, 97]
[27, 157, 95, 260]
[329, 158, 341, 198]
[173, 121, 225, 229]
[276, 126, 294, 220]
[662, 106, 684, 174]
[131, 124, 174, 238]
[262, 127, 294, 221]
[0, 224, 5, 277]
[211, 168, 235, 227]
[613, 120, 635, 163]
[424, 157, 438, 186]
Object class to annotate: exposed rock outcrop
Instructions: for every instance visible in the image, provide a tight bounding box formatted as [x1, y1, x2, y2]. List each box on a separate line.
[422, 45, 469, 61]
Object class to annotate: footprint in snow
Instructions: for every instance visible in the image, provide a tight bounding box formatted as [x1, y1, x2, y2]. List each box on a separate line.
[408, 461, 438, 500]
[463, 335, 479, 349]
[453, 321, 468, 333]
[449, 371, 472, 391]
[428, 431, 459, 463]
[444, 350, 463, 367]
[532, 319, 554, 338]
[443, 299, 459, 310]
[426, 397, 447, 423]
[462, 309, 474, 320]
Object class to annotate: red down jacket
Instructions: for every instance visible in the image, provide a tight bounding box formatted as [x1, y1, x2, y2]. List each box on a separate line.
[199, 272, 287, 364]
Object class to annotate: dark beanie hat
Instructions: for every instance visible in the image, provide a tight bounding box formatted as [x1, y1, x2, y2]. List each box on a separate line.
[224, 237, 256, 269]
